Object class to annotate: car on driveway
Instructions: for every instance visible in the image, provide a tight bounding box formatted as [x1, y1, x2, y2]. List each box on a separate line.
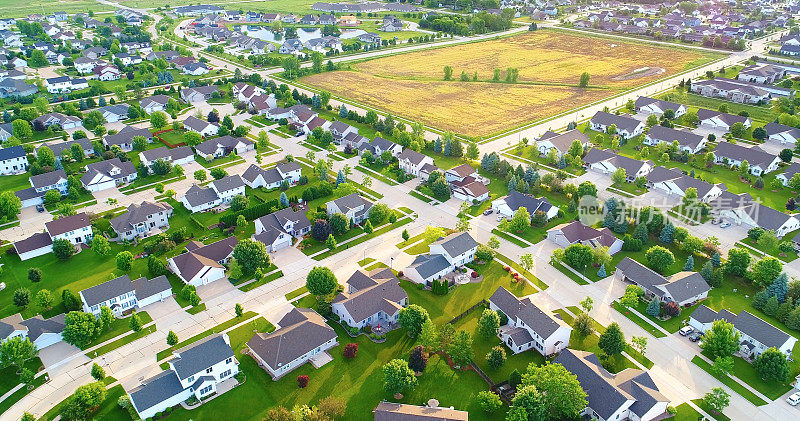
[36, 204, 44, 213]
[679, 326, 694, 336]
[483, 209, 493, 216]
[787, 392, 800, 406]
[720, 221, 731, 228]
[689, 332, 702, 342]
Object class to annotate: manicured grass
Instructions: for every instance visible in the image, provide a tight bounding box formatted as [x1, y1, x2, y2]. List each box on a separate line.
[608, 182, 648, 196]
[0, 173, 31, 193]
[661, 89, 776, 124]
[239, 270, 284, 292]
[550, 261, 590, 285]
[494, 253, 548, 290]
[498, 212, 572, 245]
[554, 309, 639, 373]
[453, 304, 545, 383]
[491, 229, 531, 248]
[285, 286, 308, 301]
[611, 301, 668, 338]
[186, 303, 207, 315]
[310, 212, 413, 260]
[90, 324, 158, 357]
[358, 257, 376, 267]
[690, 356, 768, 406]
[409, 189, 435, 203]
[673, 403, 703, 421]
[156, 312, 258, 361]
[0, 372, 47, 415]
[41, 384, 130, 421]
[197, 154, 245, 169]
[0, 357, 42, 397]
[625, 299, 697, 334]
[691, 398, 731, 421]
[401, 260, 537, 326]
[739, 236, 799, 263]
[728, 347, 799, 400]
[84, 312, 153, 351]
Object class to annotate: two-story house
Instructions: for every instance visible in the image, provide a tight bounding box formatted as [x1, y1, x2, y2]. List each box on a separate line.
[79, 274, 171, 317]
[252, 207, 311, 252]
[138, 146, 195, 170]
[690, 305, 798, 359]
[103, 125, 153, 151]
[489, 286, 572, 356]
[81, 158, 137, 192]
[110, 201, 174, 241]
[0, 313, 65, 350]
[397, 149, 434, 177]
[326, 193, 374, 224]
[16, 170, 68, 207]
[0, 145, 27, 175]
[332, 268, 408, 329]
[404, 232, 479, 286]
[241, 162, 301, 189]
[168, 237, 238, 286]
[180, 175, 246, 213]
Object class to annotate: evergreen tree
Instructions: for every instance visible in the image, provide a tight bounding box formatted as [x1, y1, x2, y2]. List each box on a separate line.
[684, 255, 694, 271]
[711, 252, 721, 267]
[752, 290, 769, 311]
[434, 138, 442, 154]
[701, 261, 714, 281]
[597, 264, 606, 278]
[766, 273, 789, 302]
[764, 295, 780, 316]
[659, 222, 675, 244]
[646, 299, 660, 317]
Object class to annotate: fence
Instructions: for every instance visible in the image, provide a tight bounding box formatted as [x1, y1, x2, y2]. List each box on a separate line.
[448, 300, 488, 325]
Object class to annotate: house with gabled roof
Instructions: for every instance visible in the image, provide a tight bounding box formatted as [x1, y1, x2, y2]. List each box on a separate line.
[582, 148, 653, 181]
[0, 145, 27, 175]
[398, 149, 434, 177]
[139, 146, 195, 170]
[697, 109, 752, 131]
[737, 63, 786, 84]
[168, 237, 237, 286]
[358, 136, 402, 157]
[183, 115, 220, 138]
[547, 220, 623, 254]
[139, 95, 171, 114]
[765, 122, 800, 145]
[247, 308, 338, 380]
[241, 162, 301, 189]
[646, 166, 725, 202]
[253, 207, 310, 252]
[98, 104, 131, 123]
[404, 232, 478, 286]
[127, 334, 239, 419]
[712, 142, 780, 175]
[79, 274, 171, 317]
[195, 135, 254, 160]
[690, 305, 797, 358]
[33, 112, 83, 130]
[710, 191, 799, 236]
[491, 190, 559, 221]
[615, 257, 710, 307]
[634, 96, 687, 118]
[81, 158, 137, 192]
[373, 402, 468, 420]
[0, 313, 65, 350]
[110, 201, 173, 241]
[777, 162, 800, 186]
[589, 111, 645, 139]
[180, 175, 245, 213]
[15, 169, 68, 207]
[535, 129, 590, 158]
[554, 349, 670, 421]
[180, 85, 218, 104]
[489, 286, 571, 356]
[103, 125, 153, 151]
[644, 125, 707, 154]
[332, 268, 408, 330]
[326, 193, 373, 224]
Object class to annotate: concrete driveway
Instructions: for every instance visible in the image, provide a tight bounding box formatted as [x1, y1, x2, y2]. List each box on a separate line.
[196, 278, 237, 301]
[39, 341, 84, 375]
[143, 297, 183, 320]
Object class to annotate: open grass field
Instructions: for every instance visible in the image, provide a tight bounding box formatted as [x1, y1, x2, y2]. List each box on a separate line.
[302, 30, 722, 137]
[0, 0, 113, 17]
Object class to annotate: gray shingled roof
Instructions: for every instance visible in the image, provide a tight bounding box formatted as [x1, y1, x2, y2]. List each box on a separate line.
[29, 170, 67, 189]
[616, 257, 709, 302]
[169, 237, 237, 281]
[81, 274, 135, 307]
[634, 96, 683, 113]
[247, 308, 337, 370]
[488, 286, 566, 338]
[171, 334, 234, 381]
[734, 310, 793, 350]
[109, 201, 172, 233]
[330, 193, 372, 214]
[407, 254, 451, 279]
[129, 370, 185, 414]
[590, 111, 643, 133]
[45, 212, 91, 237]
[713, 142, 777, 168]
[537, 128, 589, 153]
[182, 184, 219, 208]
[210, 175, 245, 193]
[13, 232, 53, 254]
[431, 232, 478, 259]
[132, 275, 172, 301]
[502, 191, 553, 215]
[331, 268, 407, 324]
[647, 125, 704, 150]
[140, 146, 194, 163]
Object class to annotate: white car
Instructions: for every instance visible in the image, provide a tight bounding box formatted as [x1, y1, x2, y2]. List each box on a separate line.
[788, 392, 800, 406]
[719, 221, 731, 228]
[679, 326, 694, 336]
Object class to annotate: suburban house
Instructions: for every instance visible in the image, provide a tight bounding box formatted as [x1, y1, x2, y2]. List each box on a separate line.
[182, 62, 209, 75]
[615, 257, 710, 307]
[33, 112, 83, 130]
[79, 274, 172, 317]
[241, 162, 301, 189]
[535, 129, 590, 158]
[332, 268, 408, 330]
[712, 142, 781, 175]
[404, 232, 479, 286]
[634, 96, 687, 117]
[697, 109, 752, 131]
[128, 334, 239, 419]
[489, 286, 571, 356]
[13, 213, 94, 260]
[546, 220, 623, 255]
[765, 122, 800, 145]
[589, 111, 645, 139]
[140, 95, 171, 114]
[553, 349, 670, 421]
[0, 313, 65, 350]
[690, 305, 798, 359]
[646, 166, 725, 202]
[180, 85, 219, 104]
[737, 63, 786, 84]
[103, 125, 153, 151]
[777, 163, 800, 186]
[110, 201, 173, 241]
[44, 76, 88, 93]
[710, 191, 799, 237]
[81, 158, 137, 192]
[183, 115, 219, 137]
[195, 135, 255, 160]
[168, 237, 238, 286]
[180, 175, 246, 213]
[15, 169, 68, 207]
[326, 193, 374, 224]
[247, 308, 338, 380]
[0, 145, 27, 175]
[643, 125, 707, 154]
[582, 148, 653, 180]
[691, 78, 792, 104]
[358, 136, 403, 157]
[491, 191, 559, 221]
[252, 207, 311, 252]
[397, 149, 434, 177]
[373, 402, 468, 421]
[98, 104, 131, 123]
[139, 146, 196, 170]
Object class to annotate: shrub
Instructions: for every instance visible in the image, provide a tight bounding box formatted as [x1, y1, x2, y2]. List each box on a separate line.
[297, 375, 309, 388]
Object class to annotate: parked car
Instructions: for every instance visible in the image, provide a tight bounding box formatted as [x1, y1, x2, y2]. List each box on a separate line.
[719, 221, 731, 228]
[483, 209, 493, 216]
[35, 204, 44, 213]
[689, 332, 702, 342]
[679, 326, 694, 336]
[787, 392, 800, 406]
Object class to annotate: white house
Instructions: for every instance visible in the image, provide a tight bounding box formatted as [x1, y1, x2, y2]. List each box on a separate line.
[81, 158, 137, 192]
[183, 115, 219, 137]
[138, 146, 195, 170]
[194, 135, 255, 161]
[690, 305, 798, 359]
[79, 274, 172, 317]
[404, 232, 479, 286]
[615, 257, 710, 307]
[546, 220, 623, 255]
[0, 145, 28, 175]
[15, 169, 69, 207]
[252, 207, 310, 252]
[13, 212, 94, 260]
[535, 129, 590, 158]
[247, 308, 338, 380]
[180, 175, 245, 213]
[765, 122, 800, 145]
[589, 111, 645, 139]
[646, 166, 725, 202]
[397, 149, 434, 177]
[0, 313, 65, 350]
[110, 201, 173, 241]
[128, 334, 239, 419]
[697, 109, 752, 131]
[489, 286, 571, 356]
[634, 96, 687, 118]
[582, 148, 653, 181]
[139, 95, 171, 114]
[168, 237, 237, 286]
[491, 190, 559, 221]
[712, 142, 781, 176]
[326, 193, 373, 224]
[710, 191, 799, 237]
[241, 162, 301, 189]
[644, 125, 707, 154]
[332, 268, 408, 330]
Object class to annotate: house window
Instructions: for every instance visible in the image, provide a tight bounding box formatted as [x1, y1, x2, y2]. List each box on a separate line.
[221, 369, 231, 378]
[199, 385, 213, 395]
[187, 376, 194, 383]
[206, 367, 213, 374]
[225, 357, 232, 364]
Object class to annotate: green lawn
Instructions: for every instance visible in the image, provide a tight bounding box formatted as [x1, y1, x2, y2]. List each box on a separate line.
[555, 309, 639, 373]
[673, 403, 703, 421]
[690, 356, 768, 406]
[550, 261, 590, 285]
[90, 324, 158, 357]
[611, 301, 668, 338]
[691, 398, 730, 421]
[739, 236, 799, 263]
[625, 298, 697, 334]
[0, 357, 42, 397]
[401, 259, 537, 326]
[608, 182, 648, 197]
[157, 312, 258, 361]
[725, 344, 800, 401]
[660, 89, 776, 124]
[491, 229, 531, 248]
[0, 173, 31, 194]
[499, 212, 573, 245]
[494, 253, 548, 290]
[84, 312, 153, 351]
[285, 286, 308, 301]
[41, 384, 130, 421]
[505, 144, 585, 175]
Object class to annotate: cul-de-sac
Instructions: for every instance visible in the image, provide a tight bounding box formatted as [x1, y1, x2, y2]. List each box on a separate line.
[2, 0, 800, 420]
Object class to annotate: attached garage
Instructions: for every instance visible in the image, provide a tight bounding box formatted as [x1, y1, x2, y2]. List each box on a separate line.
[14, 232, 54, 261]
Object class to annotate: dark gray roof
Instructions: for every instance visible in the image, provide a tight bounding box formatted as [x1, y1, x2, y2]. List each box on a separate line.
[98, 103, 130, 116]
[104, 125, 152, 147]
[548, 220, 618, 247]
[0, 314, 24, 339]
[502, 191, 553, 215]
[210, 174, 245, 193]
[14, 232, 53, 254]
[129, 370, 185, 414]
[697, 109, 749, 126]
[331, 268, 406, 323]
[0, 145, 25, 161]
[583, 148, 652, 175]
[407, 254, 451, 279]
[616, 257, 709, 302]
[748, 203, 796, 232]
[647, 125, 704, 150]
[140, 146, 194, 163]
[140, 94, 171, 108]
[183, 115, 216, 132]
[45, 212, 91, 236]
[662, 272, 711, 304]
[765, 122, 800, 139]
[253, 207, 310, 244]
[182, 184, 219, 207]
[537, 129, 590, 152]
[734, 310, 793, 349]
[15, 187, 43, 201]
[330, 193, 372, 215]
[431, 232, 478, 259]
[634, 96, 684, 113]
[397, 149, 430, 166]
[110, 201, 173, 233]
[169, 237, 237, 281]
[590, 111, 643, 133]
[489, 286, 565, 338]
[20, 313, 65, 341]
[195, 135, 253, 156]
[39, 138, 92, 157]
[30, 170, 67, 189]
[247, 308, 336, 370]
[81, 158, 136, 185]
[713, 142, 777, 168]
[81, 274, 135, 307]
[171, 334, 234, 380]
[133, 275, 171, 301]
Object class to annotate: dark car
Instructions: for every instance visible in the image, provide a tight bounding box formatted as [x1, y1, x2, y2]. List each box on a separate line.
[35, 204, 44, 213]
[689, 332, 702, 342]
[483, 209, 493, 216]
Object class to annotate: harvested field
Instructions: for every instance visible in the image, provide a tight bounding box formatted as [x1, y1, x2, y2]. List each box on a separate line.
[302, 30, 722, 137]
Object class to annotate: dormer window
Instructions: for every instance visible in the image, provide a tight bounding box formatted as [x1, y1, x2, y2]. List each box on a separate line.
[187, 375, 194, 383]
